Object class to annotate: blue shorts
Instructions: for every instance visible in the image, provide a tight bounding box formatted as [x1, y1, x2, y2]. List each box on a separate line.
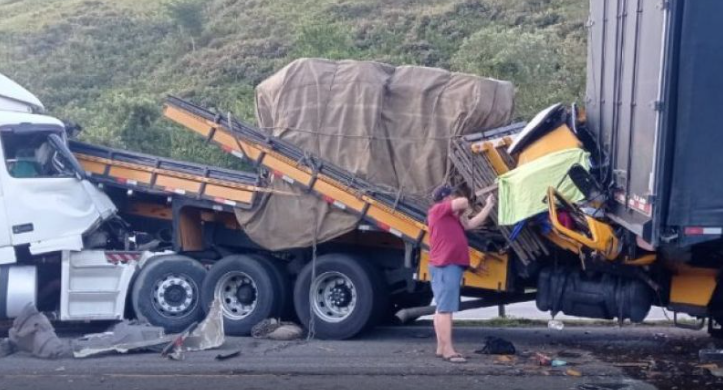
[429, 264, 464, 313]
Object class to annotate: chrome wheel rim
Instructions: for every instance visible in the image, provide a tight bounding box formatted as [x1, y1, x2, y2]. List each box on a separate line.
[152, 273, 198, 318]
[310, 271, 357, 323]
[215, 271, 258, 320]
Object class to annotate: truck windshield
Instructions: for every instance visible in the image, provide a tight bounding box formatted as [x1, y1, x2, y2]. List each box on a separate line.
[2, 131, 75, 178]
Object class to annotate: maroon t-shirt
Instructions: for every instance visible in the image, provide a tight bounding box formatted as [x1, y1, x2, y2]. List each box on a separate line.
[428, 199, 470, 267]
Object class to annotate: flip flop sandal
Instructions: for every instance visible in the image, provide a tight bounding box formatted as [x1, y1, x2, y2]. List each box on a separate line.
[443, 354, 467, 363]
[435, 353, 443, 358]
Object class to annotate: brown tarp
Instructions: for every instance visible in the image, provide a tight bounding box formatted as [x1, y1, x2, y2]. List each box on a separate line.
[236, 58, 515, 250]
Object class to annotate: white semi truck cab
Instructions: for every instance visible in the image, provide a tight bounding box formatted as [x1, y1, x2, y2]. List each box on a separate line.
[0, 74, 149, 322]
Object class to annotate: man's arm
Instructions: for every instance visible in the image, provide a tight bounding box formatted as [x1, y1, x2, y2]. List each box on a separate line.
[451, 197, 469, 213]
[459, 194, 496, 231]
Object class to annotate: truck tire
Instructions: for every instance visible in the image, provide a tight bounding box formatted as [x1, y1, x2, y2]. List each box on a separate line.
[251, 254, 294, 320]
[294, 253, 388, 340]
[132, 255, 206, 333]
[201, 255, 279, 336]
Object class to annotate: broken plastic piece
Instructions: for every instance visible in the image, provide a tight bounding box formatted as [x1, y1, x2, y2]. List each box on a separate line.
[548, 319, 565, 330]
[566, 368, 582, 376]
[73, 322, 173, 358]
[161, 321, 198, 359]
[551, 359, 568, 367]
[215, 350, 241, 361]
[536, 352, 552, 366]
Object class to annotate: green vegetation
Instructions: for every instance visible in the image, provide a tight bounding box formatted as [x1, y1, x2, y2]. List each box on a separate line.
[0, 0, 588, 168]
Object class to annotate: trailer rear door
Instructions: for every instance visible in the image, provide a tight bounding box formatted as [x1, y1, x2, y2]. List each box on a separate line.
[586, 0, 723, 246]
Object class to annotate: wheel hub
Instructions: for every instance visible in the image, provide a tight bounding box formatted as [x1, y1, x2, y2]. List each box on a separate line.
[236, 283, 257, 305]
[329, 284, 351, 307]
[311, 271, 357, 323]
[152, 274, 197, 318]
[215, 271, 259, 320]
[164, 284, 188, 305]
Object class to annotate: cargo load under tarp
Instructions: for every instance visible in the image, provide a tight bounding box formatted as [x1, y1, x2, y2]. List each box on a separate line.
[236, 58, 515, 250]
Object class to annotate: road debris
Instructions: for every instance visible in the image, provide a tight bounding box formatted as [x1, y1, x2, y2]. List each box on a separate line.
[8, 304, 71, 359]
[551, 359, 568, 367]
[612, 362, 649, 368]
[161, 322, 198, 360]
[251, 318, 304, 341]
[494, 355, 513, 363]
[566, 368, 582, 376]
[709, 367, 723, 378]
[548, 319, 565, 330]
[184, 298, 225, 351]
[696, 363, 718, 370]
[73, 321, 173, 358]
[75, 299, 224, 359]
[163, 298, 225, 359]
[475, 336, 516, 355]
[699, 348, 723, 363]
[535, 352, 552, 366]
[215, 350, 241, 361]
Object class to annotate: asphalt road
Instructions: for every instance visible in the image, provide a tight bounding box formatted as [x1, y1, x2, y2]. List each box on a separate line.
[0, 325, 720, 390]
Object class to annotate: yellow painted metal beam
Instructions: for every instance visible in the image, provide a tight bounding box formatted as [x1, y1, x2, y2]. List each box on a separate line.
[670, 266, 718, 308]
[74, 152, 263, 207]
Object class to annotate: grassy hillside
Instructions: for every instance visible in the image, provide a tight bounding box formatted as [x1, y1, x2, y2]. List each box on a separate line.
[0, 0, 588, 168]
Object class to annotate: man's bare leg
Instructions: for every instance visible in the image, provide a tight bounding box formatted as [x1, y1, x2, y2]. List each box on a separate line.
[436, 312, 458, 357]
[434, 313, 445, 356]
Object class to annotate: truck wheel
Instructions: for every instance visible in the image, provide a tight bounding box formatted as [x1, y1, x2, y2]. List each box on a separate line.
[294, 253, 388, 340]
[201, 255, 279, 336]
[251, 254, 294, 320]
[132, 255, 206, 333]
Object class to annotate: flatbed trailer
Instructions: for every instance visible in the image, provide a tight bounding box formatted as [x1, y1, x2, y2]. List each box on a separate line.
[62, 113, 520, 339]
[162, 97, 512, 293]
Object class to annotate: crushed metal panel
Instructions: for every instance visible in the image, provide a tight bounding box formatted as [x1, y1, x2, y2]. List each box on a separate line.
[184, 298, 224, 351]
[73, 321, 172, 358]
[0, 176, 107, 250]
[73, 299, 224, 358]
[29, 235, 83, 255]
[0, 126, 117, 253]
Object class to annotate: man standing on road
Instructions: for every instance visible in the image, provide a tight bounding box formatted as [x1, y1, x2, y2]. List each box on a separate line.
[428, 185, 495, 363]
